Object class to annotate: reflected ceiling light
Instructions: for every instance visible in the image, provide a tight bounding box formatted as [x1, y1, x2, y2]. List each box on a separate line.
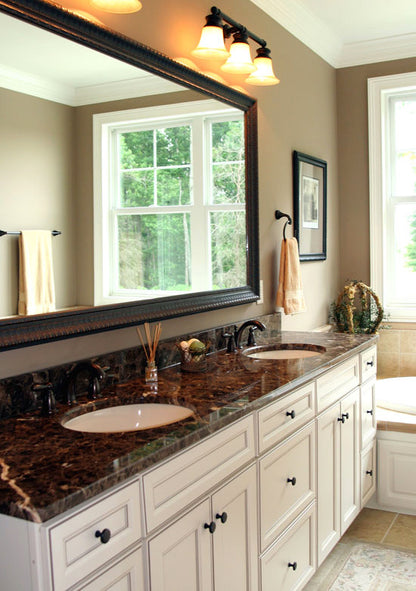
[245, 47, 280, 86]
[69, 9, 105, 25]
[89, 0, 142, 14]
[192, 6, 279, 88]
[221, 30, 255, 74]
[174, 57, 200, 71]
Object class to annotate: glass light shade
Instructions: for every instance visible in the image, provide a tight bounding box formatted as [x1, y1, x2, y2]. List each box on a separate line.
[192, 26, 229, 60]
[89, 0, 142, 14]
[221, 42, 255, 74]
[245, 56, 280, 86]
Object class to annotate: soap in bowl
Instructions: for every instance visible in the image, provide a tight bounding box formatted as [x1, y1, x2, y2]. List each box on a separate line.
[242, 343, 326, 361]
[61, 403, 194, 433]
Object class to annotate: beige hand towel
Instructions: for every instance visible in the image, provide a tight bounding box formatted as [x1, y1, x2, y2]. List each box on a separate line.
[276, 237, 306, 315]
[18, 230, 56, 315]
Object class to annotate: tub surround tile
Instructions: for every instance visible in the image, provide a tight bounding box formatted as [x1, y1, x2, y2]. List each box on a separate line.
[377, 330, 400, 353]
[0, 329, 376, 523]
[399, 354, 416, 377]
[377, 351, 400, 379]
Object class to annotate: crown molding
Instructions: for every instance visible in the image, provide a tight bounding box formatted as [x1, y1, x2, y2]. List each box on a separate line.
[0, 66, 184, 106]
[336, 33, 416, 68]
[250, 0, 416, 68]
[249, 0, 342, 66]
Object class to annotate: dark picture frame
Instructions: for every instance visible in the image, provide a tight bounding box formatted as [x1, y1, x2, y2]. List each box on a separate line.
[293, 151, 327, 261]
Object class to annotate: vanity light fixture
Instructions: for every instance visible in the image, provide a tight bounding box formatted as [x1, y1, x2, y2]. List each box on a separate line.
[192, 6, 279, 86]
[89, 0, 142, 14]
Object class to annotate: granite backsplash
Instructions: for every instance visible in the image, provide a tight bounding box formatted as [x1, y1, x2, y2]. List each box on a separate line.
[0, 313, 281, 419]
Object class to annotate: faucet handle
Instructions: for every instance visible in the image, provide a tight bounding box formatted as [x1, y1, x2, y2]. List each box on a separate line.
[32, 383, 56, 417]
[222, 331, 237, 353]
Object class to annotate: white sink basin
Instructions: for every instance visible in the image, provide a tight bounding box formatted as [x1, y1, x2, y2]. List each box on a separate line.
[62, 403, 194, 433]
[243, 344, 326, 360]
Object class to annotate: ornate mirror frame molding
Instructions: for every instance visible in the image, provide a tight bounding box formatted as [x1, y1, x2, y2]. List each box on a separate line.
[0, 0, 259, 350]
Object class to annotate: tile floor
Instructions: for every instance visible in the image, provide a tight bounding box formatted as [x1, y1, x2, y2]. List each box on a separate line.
[305, 508, 416, 589]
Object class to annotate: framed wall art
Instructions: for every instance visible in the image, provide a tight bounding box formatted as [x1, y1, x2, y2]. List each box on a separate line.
[293, 151, 327, 261]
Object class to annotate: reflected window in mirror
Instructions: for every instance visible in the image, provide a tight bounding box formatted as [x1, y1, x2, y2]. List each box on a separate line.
[94, 100, 246, 305]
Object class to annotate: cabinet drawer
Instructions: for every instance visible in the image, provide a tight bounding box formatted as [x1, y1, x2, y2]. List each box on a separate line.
[360, 346, 377, 383]
[258, 382, 316, 453]
[143, 416, 255, 532]
[316, 356, 359, 412]
[261, 503, 316, 591]
[259, 422, 315, 551]
[78, 547, 144, 591]
[361, 378, 376, 450]
[49, 481, 141, 591]
[361, 442, 376, 506]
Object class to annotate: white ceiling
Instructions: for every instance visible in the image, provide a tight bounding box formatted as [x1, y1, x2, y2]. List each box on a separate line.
[251, 0, 416, 67]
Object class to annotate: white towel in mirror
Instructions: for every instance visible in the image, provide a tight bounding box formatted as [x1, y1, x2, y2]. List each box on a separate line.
[18, 230, 56, 315]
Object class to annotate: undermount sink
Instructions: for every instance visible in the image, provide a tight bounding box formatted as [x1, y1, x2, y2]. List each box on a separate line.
[61, 403, 194, 433]
[243, 344, 326, 360]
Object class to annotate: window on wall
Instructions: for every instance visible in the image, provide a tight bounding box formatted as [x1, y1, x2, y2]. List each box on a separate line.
[93, 100, 246, 305]
[368, 72, 416, 321]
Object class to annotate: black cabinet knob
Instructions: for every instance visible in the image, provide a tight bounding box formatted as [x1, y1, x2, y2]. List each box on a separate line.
[366, 360, 374, 367]
[204, 521, 216, 534]
[286, 410, 296, 419]
[216, 512, 228, 524]
[366, 469, 373, 476]
[338, 412, 349, 423]
[288, 562, 297, 571]
[95, 528, 111, 544]
[366, 409, 373, 415]
[287, 477, 297, 486]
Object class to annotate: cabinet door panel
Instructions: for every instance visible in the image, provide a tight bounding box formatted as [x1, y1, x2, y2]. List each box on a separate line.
[361, 442, 376, 506]
[261, 504, 316, 591]
[317, 404, 340, 566]
[79, 548, 144, 591]
[361, 378, 376, 450]
[260, 422, 315, 551]
[149, 500, 213, 591]
[212, 465, 258, 591]
[340, 389, 360, 534]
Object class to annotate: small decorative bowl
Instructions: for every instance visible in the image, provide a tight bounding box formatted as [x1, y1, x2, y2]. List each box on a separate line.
[177, 339, 209, 373]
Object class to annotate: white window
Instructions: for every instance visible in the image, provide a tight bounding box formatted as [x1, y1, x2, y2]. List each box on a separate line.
[368, 72, 416, 321]
[93, 100, 245, 305]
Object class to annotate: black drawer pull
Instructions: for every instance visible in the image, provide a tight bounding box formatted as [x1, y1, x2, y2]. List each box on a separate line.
[366, 409, 373, 415]
[286, 410, 296, 419]
[288, 562, 297, 571]
[366, 469, 373, 476]
[95, 528, 111, 544]
[287, 477, 297, 486]
[204, 521, 216, 534]
[338, 412, 349, 423]
[366, 360, 374, 367]
[216, 512, 228, 524]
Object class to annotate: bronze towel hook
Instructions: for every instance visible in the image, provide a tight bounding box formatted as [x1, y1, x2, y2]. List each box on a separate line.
[275, 210, 292, 241]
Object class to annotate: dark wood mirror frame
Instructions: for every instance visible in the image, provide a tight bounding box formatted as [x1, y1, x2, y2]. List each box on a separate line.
[0, 0, 259, 351]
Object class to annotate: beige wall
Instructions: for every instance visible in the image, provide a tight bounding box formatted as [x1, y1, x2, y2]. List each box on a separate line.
[0, 0, 340, 376]
[0, 87, 77, 316]
[336, 56, 416, 288]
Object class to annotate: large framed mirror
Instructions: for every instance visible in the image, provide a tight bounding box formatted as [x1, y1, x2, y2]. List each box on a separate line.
[0, 0, 259, 350]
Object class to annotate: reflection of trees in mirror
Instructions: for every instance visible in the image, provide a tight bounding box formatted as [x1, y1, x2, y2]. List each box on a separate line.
[101, 103, 246, 299]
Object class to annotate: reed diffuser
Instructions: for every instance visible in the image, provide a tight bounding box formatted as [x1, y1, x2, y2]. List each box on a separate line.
[136, 322, 161, 383]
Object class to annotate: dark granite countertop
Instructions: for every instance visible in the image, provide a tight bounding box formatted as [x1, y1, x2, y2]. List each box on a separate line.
[0, 331, 377, 524]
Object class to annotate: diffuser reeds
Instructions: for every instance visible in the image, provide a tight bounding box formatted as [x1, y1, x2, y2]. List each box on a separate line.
[136, 322, 161, 382]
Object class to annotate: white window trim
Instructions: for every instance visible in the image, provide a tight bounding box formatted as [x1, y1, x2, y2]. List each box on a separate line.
[93, 99, 242, 306]
[368, 71, 416, 322]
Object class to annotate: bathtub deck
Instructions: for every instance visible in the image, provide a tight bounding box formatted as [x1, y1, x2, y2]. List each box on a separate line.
[377, 407, 416, 434]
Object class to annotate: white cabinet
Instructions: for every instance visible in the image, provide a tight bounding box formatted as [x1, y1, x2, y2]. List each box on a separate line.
[360, 377, 376, 450]
[148, 464, 258, 591]
[317, 388, 360, 565]
[49, 481, 142, 590]
[259, 421, 315, 551]
[377, 432, 416, 512]
[79, 547, 145, 591]
[260, 503, 316, 591]
[361, 441, 376, 506]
